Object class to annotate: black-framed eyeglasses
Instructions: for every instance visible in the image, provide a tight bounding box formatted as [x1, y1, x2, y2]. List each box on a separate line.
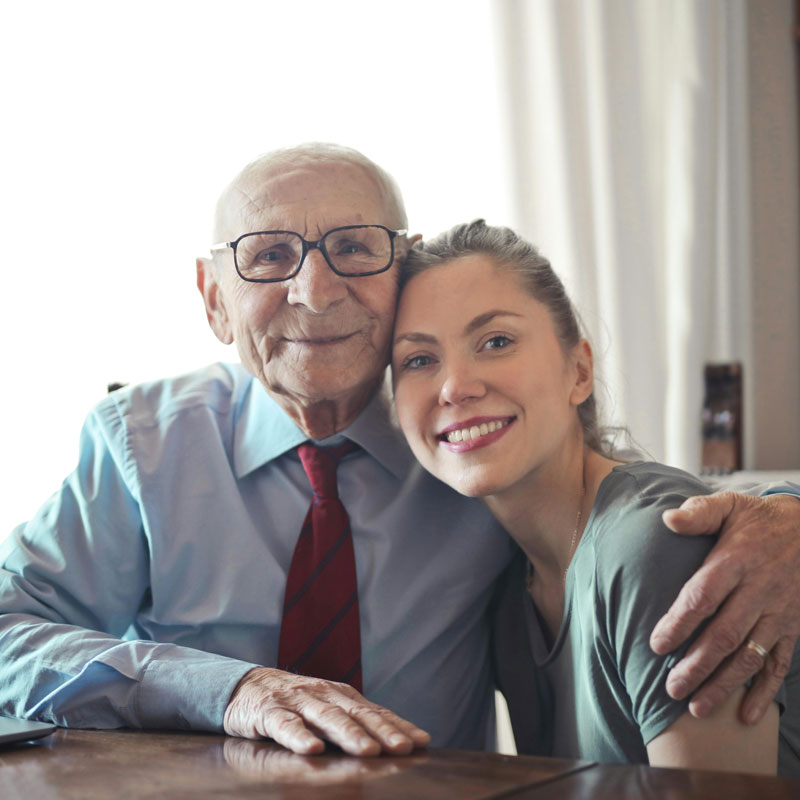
[209, 224, 408, 283]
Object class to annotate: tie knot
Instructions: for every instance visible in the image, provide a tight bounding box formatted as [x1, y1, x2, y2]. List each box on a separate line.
[297, 441, 359, 499]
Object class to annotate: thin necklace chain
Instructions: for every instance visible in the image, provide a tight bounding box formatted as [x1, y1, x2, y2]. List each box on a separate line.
[526, 479, 587, 595]
[562, 483, 586, 588]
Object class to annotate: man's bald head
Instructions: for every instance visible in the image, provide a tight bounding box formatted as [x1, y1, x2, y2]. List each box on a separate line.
[212, 143, 407, 244]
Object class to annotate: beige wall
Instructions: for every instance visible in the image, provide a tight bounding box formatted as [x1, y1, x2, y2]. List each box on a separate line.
[746, 0, 800, 468]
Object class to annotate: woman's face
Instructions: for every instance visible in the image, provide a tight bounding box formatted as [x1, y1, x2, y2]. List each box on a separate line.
[392, 255, 592, 498]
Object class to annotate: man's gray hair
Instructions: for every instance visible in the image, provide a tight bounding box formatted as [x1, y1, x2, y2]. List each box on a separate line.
[212, 143, 407, 243]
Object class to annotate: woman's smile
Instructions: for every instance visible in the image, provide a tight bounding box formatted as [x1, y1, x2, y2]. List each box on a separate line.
[438, 416, 516, 451]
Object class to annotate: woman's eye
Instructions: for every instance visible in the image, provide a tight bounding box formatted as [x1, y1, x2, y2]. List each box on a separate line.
[483, 335, 512, 350]
[401, 354, 433, 370]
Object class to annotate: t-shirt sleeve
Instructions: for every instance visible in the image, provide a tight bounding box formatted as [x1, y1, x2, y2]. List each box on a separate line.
[593, 469, 716, 745]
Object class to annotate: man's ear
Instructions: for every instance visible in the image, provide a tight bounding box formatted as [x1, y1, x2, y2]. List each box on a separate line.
[570, 338, 594, 405]
[395, 232, 423, 265]
[196, 257, 234, 345]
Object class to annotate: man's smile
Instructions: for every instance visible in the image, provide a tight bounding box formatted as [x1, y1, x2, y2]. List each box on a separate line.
[284, 332, 358, 346]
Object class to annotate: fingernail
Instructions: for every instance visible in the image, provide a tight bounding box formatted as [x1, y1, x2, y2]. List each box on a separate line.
[389, 734, 407, 746]
[302, 737, 324, 753]
[744, 706, 761, 725]
[691, 698, 712, 718]
[667, 677, 688, 699]
[650, 634, 668, 654]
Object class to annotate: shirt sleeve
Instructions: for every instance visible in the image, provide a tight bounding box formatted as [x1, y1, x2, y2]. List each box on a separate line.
[0, 405, 256, 731]
[593, 471, 717, 745]
[705, 478, 800, 498]
[758, 482, 800, 497]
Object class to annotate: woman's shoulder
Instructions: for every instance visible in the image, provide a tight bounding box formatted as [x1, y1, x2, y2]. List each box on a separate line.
[600, 461, 712, 507]
[585, 461, 716, 579]
[592, 462, 710, 533]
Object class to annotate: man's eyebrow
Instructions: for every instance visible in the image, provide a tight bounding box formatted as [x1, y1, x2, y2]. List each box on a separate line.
[464, 310, 524, 334]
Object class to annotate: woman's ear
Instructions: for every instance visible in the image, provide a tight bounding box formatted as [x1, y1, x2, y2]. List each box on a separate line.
[196, 257, 234, 345]
[570, 339, 594, 405]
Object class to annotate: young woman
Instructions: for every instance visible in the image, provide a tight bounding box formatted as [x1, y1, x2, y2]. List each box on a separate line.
[391, 220, 799, 775]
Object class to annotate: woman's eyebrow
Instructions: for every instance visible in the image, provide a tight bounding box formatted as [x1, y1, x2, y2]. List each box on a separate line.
[464, 310, 523, 335]
[394, 311, 523, 346]
[393, 331, 438, 346]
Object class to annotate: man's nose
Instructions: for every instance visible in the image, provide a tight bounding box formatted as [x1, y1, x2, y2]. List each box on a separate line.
[286, 247, 348, 312]
[438, 364, 487, 407]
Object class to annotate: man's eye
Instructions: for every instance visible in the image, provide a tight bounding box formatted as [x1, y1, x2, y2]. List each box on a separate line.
[336, 241, 368, 256]
[484, 335, 512, 350]
[255, 248, 290, 263]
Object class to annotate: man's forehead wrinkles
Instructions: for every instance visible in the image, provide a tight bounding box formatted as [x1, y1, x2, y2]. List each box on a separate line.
[301, 212, 312, 238]
[224, 165, 382, 240]
[233, 184, 267, 218]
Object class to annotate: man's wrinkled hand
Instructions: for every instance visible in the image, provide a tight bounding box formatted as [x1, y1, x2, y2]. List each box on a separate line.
[223, 667, 431, 756]
[650, 492, 800, 724]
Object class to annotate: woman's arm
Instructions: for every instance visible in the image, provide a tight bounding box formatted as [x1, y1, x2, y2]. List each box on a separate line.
[646, 687, 778, 774]
[590, 467, 792, 772]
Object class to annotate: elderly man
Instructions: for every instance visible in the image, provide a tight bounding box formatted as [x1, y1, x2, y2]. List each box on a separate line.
[1, 144, 798, 757]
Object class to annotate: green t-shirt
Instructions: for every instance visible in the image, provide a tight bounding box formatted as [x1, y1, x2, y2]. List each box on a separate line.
[493, 461, 800, 774]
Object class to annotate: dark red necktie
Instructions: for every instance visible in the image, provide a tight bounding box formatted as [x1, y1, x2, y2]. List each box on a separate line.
[277, 441, 363, 692]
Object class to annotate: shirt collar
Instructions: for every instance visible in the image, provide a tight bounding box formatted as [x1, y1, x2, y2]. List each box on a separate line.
[233, 371, 414, 480]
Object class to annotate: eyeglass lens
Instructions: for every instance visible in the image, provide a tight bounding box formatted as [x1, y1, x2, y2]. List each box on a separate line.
[235, 226, 393, 281]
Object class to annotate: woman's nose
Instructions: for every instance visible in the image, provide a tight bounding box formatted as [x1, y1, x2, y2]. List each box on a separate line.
[438, 367, 487, 407]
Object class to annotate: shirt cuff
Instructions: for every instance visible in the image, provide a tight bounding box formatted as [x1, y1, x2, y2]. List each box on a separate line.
[135, 649, 257, 731]
[762, 489, 800, 500]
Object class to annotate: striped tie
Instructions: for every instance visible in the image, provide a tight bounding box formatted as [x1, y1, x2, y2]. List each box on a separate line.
[277, 440, 363, 691]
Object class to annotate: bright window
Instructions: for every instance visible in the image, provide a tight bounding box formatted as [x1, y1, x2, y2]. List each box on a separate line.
[0, 1, 512, 536]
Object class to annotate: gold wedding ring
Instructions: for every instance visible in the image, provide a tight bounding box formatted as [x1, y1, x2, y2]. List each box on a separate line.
[746, 638, 770, 660]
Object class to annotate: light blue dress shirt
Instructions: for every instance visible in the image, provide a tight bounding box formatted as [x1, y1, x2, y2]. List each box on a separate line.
[0, 363, 515, 748]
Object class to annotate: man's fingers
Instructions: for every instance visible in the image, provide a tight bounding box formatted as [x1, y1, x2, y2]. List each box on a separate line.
[662, 586, 764, 701]
[741, 636, 796, 725]
[651, 560, 741, 656]
[258, 707, 326, 754]
[661, 492, 738, 535]
[680, 618, 780, 718]
[347, 707, 416, 754]
[381, 711, 432, 748]
[349, 703, 431, 752]
[302, 702, 382, 756]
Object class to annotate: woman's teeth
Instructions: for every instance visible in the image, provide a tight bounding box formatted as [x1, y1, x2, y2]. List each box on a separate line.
[445, 419, 510, 443]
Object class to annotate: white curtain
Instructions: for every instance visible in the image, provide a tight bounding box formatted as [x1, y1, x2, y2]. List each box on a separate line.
[494, 0, 751, 470]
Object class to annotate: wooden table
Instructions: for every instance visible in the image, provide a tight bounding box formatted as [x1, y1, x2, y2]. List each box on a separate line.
[0, 729, 798, 799]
